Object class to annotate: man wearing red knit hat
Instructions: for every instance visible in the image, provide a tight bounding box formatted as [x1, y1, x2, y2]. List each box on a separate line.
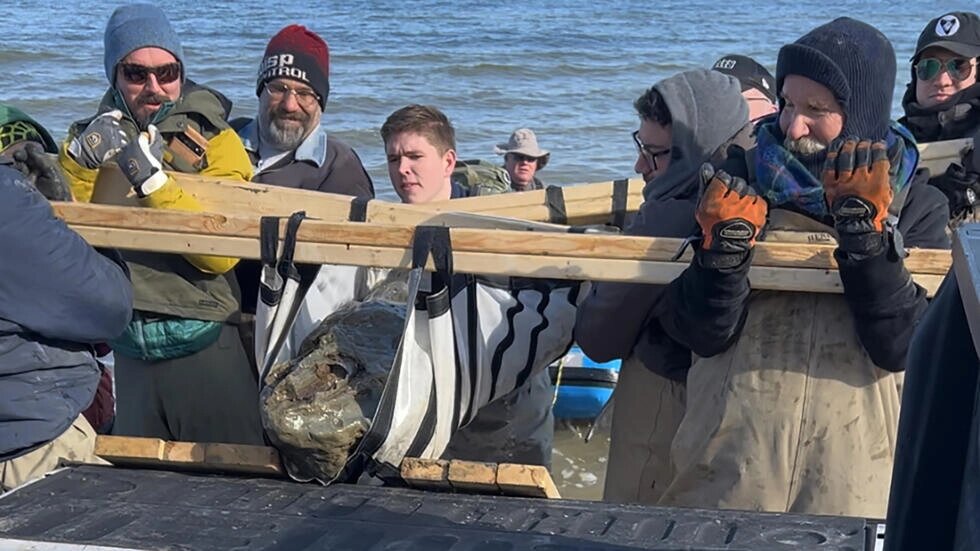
[234, 25, 377, 362]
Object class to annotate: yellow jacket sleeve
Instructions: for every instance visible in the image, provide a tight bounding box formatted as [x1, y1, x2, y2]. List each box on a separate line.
[59, 141, 99, 203]
[141, 128, 254, 275]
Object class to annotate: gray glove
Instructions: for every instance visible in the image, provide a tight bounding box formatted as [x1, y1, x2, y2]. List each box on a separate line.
[115, 124, 167, 197]
[67, 109, 128, 169]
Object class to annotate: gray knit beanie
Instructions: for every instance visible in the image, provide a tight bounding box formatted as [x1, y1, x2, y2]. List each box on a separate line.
[103, 3, 185, 84]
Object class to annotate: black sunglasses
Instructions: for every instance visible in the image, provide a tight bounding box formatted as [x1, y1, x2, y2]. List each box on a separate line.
[632, 130, 671, 170]
[915, 57, 974, 82]
[119, 62, 182, 85]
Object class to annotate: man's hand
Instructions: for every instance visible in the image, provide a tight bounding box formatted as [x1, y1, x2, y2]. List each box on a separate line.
[822, 138, 892, 255]
[10, 142, 73, 201]
[695, 163, 768, 269]
[67, 109, 129, 169]
[933, 162, 979, 218]
[115, 125, 167, 198]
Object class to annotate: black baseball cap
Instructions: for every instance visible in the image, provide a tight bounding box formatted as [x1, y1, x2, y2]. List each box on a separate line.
[711, 54, 777, 103]
[912, 11, 980, 60]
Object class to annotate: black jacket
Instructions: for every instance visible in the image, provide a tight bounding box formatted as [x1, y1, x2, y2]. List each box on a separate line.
[654, 164, 950, 373]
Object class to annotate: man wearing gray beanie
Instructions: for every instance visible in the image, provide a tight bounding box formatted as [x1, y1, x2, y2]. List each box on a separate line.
[58, 4, 263, 446]
[642, 18, 950, 518]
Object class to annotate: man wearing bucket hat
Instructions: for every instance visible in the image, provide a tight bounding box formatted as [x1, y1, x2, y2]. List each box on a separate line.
[495, 128, 550, 192]
[900, 11, 980, 226]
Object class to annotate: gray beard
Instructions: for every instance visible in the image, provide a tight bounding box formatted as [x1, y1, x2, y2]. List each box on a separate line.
[784, 136, 827, 156]
[259, 113, 310, 150]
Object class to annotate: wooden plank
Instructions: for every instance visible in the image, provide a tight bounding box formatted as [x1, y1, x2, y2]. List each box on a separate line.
[446, 459, 500, 493]
[91, 163, 564, 232]
[400, 457, 452, 491]
[94, 435, 284, 477]
[495, 463, 561, 499]
[53, 203, 952, 275]
[67, 225, 948, 295]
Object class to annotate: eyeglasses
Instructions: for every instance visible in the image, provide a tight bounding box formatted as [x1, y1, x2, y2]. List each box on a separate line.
[632, 130, 671, 170]
[119, 62, 182, 85]
[915, 57, 974, 82]
[264, 81, 321, 107]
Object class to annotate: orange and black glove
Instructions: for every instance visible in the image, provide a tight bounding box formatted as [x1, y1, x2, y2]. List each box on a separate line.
[822, 138, 893, 256]
[695, 163, 768, 269]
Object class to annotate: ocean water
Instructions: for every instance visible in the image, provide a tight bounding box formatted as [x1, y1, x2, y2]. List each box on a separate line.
[1, 1, 974, 200]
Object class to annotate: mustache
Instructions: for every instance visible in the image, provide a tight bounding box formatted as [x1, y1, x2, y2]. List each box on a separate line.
[136, 92, 170, 106]
[784, 136, 827, 155]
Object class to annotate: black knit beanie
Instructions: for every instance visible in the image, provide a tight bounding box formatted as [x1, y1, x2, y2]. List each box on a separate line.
[776, 17, 896, 141]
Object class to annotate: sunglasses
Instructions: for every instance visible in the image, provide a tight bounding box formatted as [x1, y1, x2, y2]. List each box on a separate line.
[632, 130, 671, 170]
[119, 62, 182, 85]
[509, 153, 539, 164]
[915, 57, 974, 82]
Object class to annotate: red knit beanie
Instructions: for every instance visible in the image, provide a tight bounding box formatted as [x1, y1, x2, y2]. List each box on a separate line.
[256, 25, 329, 109]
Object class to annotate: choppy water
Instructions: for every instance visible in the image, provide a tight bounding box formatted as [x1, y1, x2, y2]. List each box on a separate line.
[2, 1, 973, 202]
[2, 1, 971, 499]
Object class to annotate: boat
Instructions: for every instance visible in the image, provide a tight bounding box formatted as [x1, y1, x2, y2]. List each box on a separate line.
[550, 345, 620, 420]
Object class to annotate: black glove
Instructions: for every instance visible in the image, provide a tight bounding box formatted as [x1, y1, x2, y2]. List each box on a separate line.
[67, 109, 129, 169]
[9, 141, 73, 201]
[933, 162, 979, 218]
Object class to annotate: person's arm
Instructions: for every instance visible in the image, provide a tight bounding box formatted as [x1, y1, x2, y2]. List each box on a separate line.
[574, 197, 695, 362]
[824, 139, 951, 372]
[652, 166, 765, 358]
[0, 167, 132, 342]
[132, 128, 254, 275]
[837, 178, 951, 371]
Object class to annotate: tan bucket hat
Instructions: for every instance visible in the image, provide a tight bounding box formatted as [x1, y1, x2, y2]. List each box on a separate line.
[494, 128, 549, 169]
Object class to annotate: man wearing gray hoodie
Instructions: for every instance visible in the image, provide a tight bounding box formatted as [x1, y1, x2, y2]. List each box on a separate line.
[574, 69, 751, 504]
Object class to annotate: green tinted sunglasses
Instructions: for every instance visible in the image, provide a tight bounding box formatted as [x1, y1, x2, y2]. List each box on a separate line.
[915, 57, 974, 82]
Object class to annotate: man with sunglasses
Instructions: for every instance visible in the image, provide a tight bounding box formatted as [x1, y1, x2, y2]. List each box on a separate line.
[574, 69, 753, 504]
[643, 18, 949, 518]
[494, 128, 550, 192]
[900, 11, 980, 226]
[58, 4, 264, 446]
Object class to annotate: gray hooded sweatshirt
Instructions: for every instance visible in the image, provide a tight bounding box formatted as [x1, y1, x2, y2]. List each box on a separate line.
[574, 69, 750, 380]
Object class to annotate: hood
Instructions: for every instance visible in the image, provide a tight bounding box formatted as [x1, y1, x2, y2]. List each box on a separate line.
[643, 69, 750, 201]
[900, 79, 980, 142]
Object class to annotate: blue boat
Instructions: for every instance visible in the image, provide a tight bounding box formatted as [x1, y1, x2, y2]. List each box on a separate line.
[549, 345, 620, 420]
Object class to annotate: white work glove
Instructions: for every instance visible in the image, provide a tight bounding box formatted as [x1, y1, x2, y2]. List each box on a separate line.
[67, 109, 128, 169]
[115, 124, 167, 197]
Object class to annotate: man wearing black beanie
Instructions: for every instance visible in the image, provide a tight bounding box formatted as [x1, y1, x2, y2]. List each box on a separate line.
[645, 17, 950, 518]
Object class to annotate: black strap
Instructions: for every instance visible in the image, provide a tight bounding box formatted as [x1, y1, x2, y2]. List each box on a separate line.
[348, 197, 370, 222]
[545, 185, 567, 225]
[276, 211, 307, 281]
[412, 226, 454, 293]
[259, 216, 280, 269]
[611, 178, 629, 228]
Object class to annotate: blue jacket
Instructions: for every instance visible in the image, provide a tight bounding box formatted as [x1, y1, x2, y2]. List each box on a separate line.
[0, 166, 132, 460]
